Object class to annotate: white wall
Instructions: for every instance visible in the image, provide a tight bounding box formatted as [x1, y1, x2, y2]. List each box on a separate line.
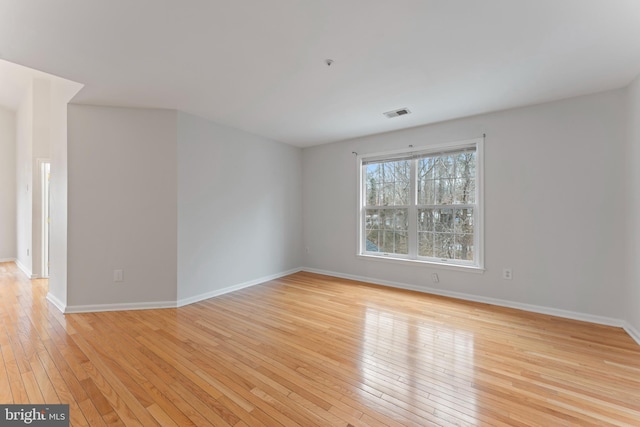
[303, 90, 627, 320]
[31, 79, 51, 278]
[15, 84, 33, 276]
[48, 78, 83, 310]
[14, 79, 53, 278]
[626, 74, 640, 337]
[177, 112, 303, 302]
[67, 105, 178, 308]
[63, 106, 301, 310]
[0, 107, 16, 261]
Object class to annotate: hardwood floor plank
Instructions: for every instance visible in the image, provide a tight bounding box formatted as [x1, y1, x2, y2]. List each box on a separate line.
[29, 352, 60, 403]
[77, 398, 108, 427]
[145, 403, 179, 427]
[1, 262, 639, 426]
[39, 336, 90, 406]
[1, 337, 29, 403]
[0, 346, 13, 403]
[71, 338, 159, 426]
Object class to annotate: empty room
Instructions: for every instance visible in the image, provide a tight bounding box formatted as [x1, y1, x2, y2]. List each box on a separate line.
[1, 1, 640, 426]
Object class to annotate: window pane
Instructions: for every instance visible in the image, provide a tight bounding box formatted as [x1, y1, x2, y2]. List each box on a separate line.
[435, 232, 454, 259]
[365, 208, 407, 254]
[454, 178, 475, 204]
[417, 208, 475, 260]
[366, 230, 379, 249]
[454, 208, 474, 234]
[417, 158, 435, 205]
[418, 231, 434, 257]
[395, 180, 410, 205]
[418, 152, 477, 205]
[418, 157, 435, 181]
[418, 209, 434, 232]
[434, 208, 455, 259]
[433, 178, 455, 204]
[434, 156, 455, 179]
[378, 230, 408, 254]
[418, 178, 433, 205]
[382, 209, 394, 230]
[434, 208, 454, 233]
[455, 152, 476, 179]
[454, 152, 475, 204]
[395, 209, 408, 231]
[365, 160, 410, 206]
[365, 163, 383, 205]
[383, 230, 397, 250]
[454, 234, 474, 261]
[382, 183, 395, 207]
[393, 231, 408, 255]
[365, 209, 380, 231]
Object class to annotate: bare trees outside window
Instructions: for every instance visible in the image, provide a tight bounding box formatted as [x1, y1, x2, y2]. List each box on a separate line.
[360, 139, 482, 268]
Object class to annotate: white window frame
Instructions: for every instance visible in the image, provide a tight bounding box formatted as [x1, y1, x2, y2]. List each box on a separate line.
[356, 137, 484, 271]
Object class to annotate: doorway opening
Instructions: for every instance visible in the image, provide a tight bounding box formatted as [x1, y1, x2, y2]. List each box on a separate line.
[41, 161, 50, 278]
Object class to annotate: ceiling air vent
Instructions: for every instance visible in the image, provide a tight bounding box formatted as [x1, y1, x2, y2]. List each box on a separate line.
[383, 108, 411, 118]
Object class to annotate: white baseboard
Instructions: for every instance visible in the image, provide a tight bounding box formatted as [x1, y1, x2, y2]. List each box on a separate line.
[65, 300, 177, 314]
[624, 322, 640, 346]
[14, 259, 34, 279]
[0, 257, 16, 263]
[177, 267, 302, 307]
[46, 292, 67, 313]
[302, 267, 627, 329]
[63, 267, 303, 314]
[33, 262, 640, 348]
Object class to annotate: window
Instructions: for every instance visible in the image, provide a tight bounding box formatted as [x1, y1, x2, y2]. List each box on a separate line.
[358, 138, 483, 269]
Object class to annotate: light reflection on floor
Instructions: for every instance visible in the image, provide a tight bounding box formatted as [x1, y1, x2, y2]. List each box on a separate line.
[361, 305, 478, 424]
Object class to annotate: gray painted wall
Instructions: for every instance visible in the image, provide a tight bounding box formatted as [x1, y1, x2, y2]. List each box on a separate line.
[64, 106, 303, 309]
[302, 90, 628, 320]
[67, 105, 178, 307]
[0, 107, 16, 260]
[15, 85, 33, 276]
[177, 112, 303, 302]
[626, 75, 640, 336]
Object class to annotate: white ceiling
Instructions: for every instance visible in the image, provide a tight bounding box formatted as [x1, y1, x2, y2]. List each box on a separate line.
[1, 1, 639, 147]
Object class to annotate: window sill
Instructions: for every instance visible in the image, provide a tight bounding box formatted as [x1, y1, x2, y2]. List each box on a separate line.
[357, 253, 485, 274]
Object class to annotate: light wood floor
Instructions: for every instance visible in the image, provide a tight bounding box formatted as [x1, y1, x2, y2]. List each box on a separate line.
[1, 262, 639, 426]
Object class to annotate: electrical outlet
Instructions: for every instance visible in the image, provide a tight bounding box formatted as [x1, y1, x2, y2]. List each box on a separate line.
[503, 268, 512, 280]
[432, 273, 439, 283]
[113, 269, 124, 282]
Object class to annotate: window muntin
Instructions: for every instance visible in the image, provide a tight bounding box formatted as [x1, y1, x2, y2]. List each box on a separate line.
[359, 139, 483, 268]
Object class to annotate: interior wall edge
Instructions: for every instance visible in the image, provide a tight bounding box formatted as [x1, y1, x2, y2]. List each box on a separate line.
[14, 258, 33, 279]
[624, 322, 640, 346]
[46, 292, 66, 313]
[176, 266, 303, 308]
